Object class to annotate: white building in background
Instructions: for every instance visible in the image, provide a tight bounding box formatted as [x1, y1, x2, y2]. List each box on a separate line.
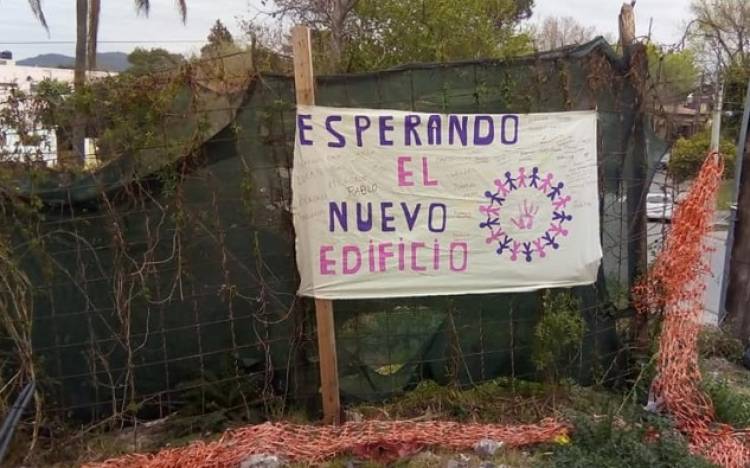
[0, 50, 113, 167]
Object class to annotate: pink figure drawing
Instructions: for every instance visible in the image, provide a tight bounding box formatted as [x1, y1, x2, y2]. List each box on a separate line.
[533, 239, 546, 257]
[510, 200, 539, 230]
[549, 222, 569, 237]
[493, 178, 511, 197]
[539, 173, 554, 192]
[553, 195, 572, 211]
[510, 241, 521, 261]
[517, 167, 527, 187]
[479, 204, 500, 217]
[485, 228, 505, 244]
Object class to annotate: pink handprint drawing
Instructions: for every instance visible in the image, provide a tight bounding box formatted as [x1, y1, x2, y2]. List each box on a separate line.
[510, 200, 539, 230]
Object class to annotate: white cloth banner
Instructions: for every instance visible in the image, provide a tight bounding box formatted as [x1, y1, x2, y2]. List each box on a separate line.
[292, 105, 602, 299]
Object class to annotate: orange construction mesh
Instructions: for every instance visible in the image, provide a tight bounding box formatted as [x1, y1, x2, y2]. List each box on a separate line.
[634, 152, 750, 468]
[84, 419, 568, 467]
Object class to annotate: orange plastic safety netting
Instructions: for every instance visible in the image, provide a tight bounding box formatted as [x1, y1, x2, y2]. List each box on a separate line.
[634, 152, 750, 468]
[84, 418, 568, 467]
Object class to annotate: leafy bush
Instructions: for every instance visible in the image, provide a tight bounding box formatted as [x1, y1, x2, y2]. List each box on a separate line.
[670, 129, 735, 182]
[698, 326, 743, 362]
[703, 378, 750, 427]
[545, 413, 716, 468]
[532, 290, 586, 383]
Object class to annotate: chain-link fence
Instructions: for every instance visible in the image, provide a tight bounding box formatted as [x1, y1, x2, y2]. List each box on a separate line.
[0, 38, 666, 423]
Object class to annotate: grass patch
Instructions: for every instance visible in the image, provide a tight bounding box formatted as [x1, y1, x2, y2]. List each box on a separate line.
[717, 178, 734, 210]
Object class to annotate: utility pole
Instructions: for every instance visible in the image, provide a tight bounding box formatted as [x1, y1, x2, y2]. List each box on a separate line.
[711, 72, 724, 151]
[693, 73, 705, 135]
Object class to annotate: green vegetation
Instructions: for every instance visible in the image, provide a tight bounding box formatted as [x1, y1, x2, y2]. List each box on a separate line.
[201, 19, 235, 56]
[646, 44, 699, 105]
[13, 368, 740, 467]
[703, 377, 750, 428]
[700, 357, 750, 428]
[717, 179, 735, 211]
[545, 413, 715, 468]
[532, 290, 586, 384]
[351, 379, 716, 468]
[345, 0, 533, 71]
[669, 129, 736, 183]
[126, 47, 184, 75]
[241, 0, 534, 73]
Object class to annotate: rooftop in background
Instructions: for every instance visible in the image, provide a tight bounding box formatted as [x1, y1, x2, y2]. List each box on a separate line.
[0, 50, 114, 94]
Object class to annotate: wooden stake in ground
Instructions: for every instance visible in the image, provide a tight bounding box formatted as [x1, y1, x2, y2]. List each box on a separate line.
[291, 25, 342, 425]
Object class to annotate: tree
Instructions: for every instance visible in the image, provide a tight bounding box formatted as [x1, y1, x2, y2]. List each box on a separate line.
[646, 44, 699, 105]
[207, 19, 234, 45]
[26, 1, 188, 165]
[262, 0, 359, 71]
[238, 19, 292, 73]
[261, 0, 534, 72]
[201, 19, 236, 56]
[531, 16, 596, 51]
[84, 1, 187, 73]
[127, 48, 184, 74]
[345, 0, 532, 72]
[690, 0, 750, 68]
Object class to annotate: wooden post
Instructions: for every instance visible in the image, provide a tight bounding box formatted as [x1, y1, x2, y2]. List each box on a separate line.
[291, 25, 342, 425]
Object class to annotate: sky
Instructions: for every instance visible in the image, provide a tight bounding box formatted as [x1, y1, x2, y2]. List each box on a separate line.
[531, 0, 694, 46]
[0, 0, 695, 61]
[0, 0, 259, 59]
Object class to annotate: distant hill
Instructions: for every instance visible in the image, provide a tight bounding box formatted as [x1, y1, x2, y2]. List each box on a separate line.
[17, 52, 131, 72]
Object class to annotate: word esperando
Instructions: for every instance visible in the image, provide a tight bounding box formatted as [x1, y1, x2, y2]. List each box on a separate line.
[297, 113, 520, 148]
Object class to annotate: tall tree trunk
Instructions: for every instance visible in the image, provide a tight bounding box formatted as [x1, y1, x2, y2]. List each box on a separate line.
[69, 0, 88, 168]
[329, 0, 357, 72]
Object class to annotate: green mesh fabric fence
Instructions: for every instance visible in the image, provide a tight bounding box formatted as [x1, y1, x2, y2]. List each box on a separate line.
[4, 39, 660, 419]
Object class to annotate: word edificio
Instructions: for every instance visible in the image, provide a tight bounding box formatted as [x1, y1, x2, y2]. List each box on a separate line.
[319, 240, 469, 275]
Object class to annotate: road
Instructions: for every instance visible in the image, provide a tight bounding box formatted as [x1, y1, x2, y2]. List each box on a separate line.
[646, 217, 728, 325]
[645, 169, 729, 325]
[647, 172, 729, 325]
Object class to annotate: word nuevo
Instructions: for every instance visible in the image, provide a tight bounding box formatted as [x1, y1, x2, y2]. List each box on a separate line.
[297, 113, 520, 148]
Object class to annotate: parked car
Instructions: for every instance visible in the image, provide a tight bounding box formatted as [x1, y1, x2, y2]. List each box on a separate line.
[646, 192, 674, 221]
[657, 153, 670, 172]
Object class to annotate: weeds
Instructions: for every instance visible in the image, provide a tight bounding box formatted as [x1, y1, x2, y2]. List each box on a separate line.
[703, 377, 750, 427]
[543, 412, 716, 468]
[355, 379, 556, 424]
[698, 326, 743, 363]
[532, 290, 586, 384]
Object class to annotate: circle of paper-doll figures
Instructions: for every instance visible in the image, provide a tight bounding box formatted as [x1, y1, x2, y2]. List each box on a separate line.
[479, 167, 572, 262]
